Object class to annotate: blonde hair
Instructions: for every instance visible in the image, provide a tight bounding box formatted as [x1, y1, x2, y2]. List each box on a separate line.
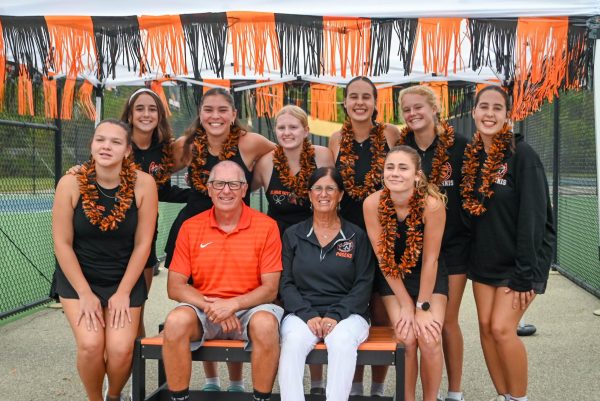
[275, 105, 309, 129]
[385, 145, 447, 204]
[398, 85, 444, 135]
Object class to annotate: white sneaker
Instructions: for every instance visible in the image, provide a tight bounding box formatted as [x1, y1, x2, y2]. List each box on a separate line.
[490, 396, 507, 401]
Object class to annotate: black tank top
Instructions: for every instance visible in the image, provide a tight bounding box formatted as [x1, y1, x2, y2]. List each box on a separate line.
[185, 150, 253, 216]
[72, 184, 138, 285]
[266, 165, 313, 236]
[335, 137, 389, 229]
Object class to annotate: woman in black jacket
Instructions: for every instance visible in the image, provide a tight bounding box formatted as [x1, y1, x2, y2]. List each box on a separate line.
[461, 86, 555, 401]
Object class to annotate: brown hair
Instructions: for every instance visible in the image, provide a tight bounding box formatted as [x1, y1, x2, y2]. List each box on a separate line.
[120, 89, 174, 145]
[94, 118, 132, 146]
[343, 76, 379, 123]
[182, 88, 247, 159]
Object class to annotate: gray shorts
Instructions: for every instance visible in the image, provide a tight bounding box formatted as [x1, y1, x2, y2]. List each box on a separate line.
[176, 302, 284, 350]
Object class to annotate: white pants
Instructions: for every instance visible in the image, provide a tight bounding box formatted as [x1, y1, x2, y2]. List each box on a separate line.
[278, 314, 370, 401]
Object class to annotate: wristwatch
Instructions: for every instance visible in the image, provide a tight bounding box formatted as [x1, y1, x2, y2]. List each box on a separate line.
[416, 301, 430, 311]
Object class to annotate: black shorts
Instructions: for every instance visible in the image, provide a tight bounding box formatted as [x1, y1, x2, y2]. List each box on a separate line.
[375, 264, 449, 297]
[468, 272, 547, 295]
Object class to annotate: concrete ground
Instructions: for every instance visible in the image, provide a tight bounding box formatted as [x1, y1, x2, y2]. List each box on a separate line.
[1, 270, 599, 401]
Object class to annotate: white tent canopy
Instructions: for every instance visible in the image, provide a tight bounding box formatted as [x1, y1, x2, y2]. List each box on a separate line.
[1, 0, 598, 18]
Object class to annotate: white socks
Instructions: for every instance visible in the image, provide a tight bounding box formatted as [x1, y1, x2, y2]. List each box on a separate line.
[447, 391, 464, 400]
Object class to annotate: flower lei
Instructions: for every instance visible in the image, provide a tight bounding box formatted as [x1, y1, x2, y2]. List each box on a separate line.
[460, 123, 513, 216]
[338, 120, 386, 201]
[134, 140, 174, 187]
[396, 121, 455, 186]
[78, 158, 137, 232]
[273, 138, 316, 200]
[378, 187, 425, 278]
[189, 127, 240, 194]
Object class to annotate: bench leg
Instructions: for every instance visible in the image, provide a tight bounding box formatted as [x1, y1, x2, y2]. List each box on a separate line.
[132, 338, 146, 401]
[395, 346, 405, 401]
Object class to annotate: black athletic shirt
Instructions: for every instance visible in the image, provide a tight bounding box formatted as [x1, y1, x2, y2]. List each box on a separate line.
[266, 164, 314, 236]
[467, 135, 556, 293]
[335, 137, 389, 229]
[54, 185, 147, 307]
[164, 150, 253, 267]
[133, 139, 190, 267]
[401, 131, 470, 272]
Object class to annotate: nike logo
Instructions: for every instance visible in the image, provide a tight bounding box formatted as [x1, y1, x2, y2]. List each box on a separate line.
[200, 242, 213, 249]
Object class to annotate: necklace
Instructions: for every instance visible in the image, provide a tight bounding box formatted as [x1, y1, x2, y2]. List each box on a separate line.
[338, 120, 386, 201]
[273, 138, 316, 201]
[396, 120, 455, 186]
[378, 187, 425, 278]
[460, 123, 513, 216]
[95, 183, 118, 202]
[78, 158, 137, 231]
[189, 126, 241, 194]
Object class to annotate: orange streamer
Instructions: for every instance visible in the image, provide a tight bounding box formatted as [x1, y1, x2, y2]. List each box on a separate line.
[376, 87, 393, 123]
[202, 79, 231, 93]
[43, 75, 58, 119]
[150, 81, 172, 117]
[255, 82, 284, 118]
[310, 83, 338, 122]
[512, 17, 568, 120]
[422, 81, 449, 119]
[61, 78, 76, 120]
[78, 80, 96, 121]
[17, 66, 34, 116]
[227, 12, 279, 76]
[138, 15, 188, 76]
[45, 17, 96, 78]
[417, 18, 462, 76]
[322, 17, 371, 77]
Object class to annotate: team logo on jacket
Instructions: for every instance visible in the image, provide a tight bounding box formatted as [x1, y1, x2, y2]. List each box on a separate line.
[336, 240, 354, 259]
[495, 163, 508, 186]
[440, 162, 454, 187]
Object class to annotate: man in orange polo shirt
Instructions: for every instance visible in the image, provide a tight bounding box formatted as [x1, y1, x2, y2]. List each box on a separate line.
[162, 160, 283, 401]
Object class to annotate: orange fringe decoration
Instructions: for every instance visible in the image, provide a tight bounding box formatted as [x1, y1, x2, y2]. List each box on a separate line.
[78, 80, 96, 121]
[227, 12, 279, 76]
[46, 17, 96, 119]
[376, 86, 393, 123]
[202, 79, 231, 93]
[138, 15, 188, 76]
[18, 65, 34, 116]
[0, 20, 5, 112]
[256, 82, 284, 118]
[310, 83, 338, 122]
[322, 17, 371, 77]
[417, 18, 462, 76]
[512, 17, 568, 120]
[150, 80, 172, 117]
[61, 78, 76, 120]
[43, 75, 58, 119]
[45, 17, 96, 76]
[422, 81, 449, 119]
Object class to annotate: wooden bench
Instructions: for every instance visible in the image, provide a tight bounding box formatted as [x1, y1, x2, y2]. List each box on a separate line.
[132, 326, 404, 401]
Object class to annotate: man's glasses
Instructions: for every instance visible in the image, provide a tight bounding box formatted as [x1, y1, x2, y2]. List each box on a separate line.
[208, 180, 246, 190]
[310, 185, 338, 194]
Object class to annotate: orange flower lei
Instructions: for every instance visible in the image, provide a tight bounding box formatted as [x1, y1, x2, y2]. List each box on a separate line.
[272, 138, 316, 200]
[339, 120, 386, 201]
[134, 140, 174, 187]
[189, 127, 241, 194]
[460, 123, 513, 216]
[396, 121, 455, 186]
[78, 158, 137, 232]
[378, 187, 425, 278]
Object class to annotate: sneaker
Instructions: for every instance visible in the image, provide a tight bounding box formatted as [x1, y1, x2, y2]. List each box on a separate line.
[104, 395, 130, 401]
[309, 387, 325, 395]
[490, 396, 507, 401]
[517, 323, 536, 336]
[445, 397, 465, 401]
[227, 385, 245, 392]
[200, 383, 221, 392]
